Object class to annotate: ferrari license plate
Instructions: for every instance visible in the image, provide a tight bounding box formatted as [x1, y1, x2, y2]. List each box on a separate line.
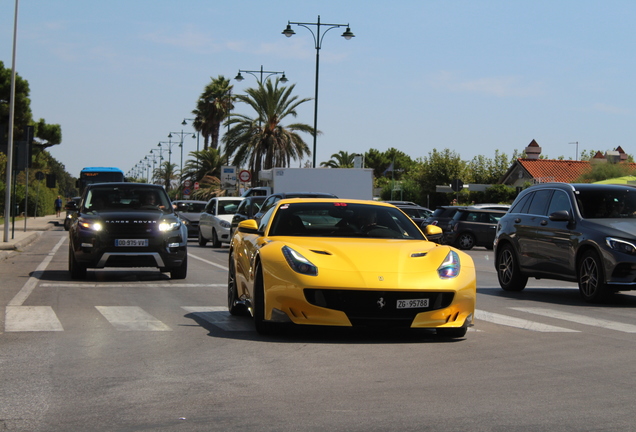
[396, 298, 429, 309]
[115, 239, 148, 247]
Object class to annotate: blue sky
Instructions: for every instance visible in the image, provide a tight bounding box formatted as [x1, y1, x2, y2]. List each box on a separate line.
[2, 0, 635, 177]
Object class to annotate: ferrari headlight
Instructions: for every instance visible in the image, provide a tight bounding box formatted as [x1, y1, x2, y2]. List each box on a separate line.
[159, 221, 181, 232]
[78, 218, 103, 232]
[606, 237, 636, 255]
[438, 250, 460, 279]
[282, 246, 318, 276]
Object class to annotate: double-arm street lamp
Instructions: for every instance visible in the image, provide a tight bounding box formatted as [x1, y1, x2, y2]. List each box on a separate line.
[168, 131, 196, 184]
[234, 65, 288, 85]
[282, 15, 354, 168]
[182, 118, 200, 154]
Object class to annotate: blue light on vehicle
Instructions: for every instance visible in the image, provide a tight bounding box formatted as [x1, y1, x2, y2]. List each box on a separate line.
[606, 237, 636, 255]
[282, 246, 318, 276]
[438, 250, 460, 279]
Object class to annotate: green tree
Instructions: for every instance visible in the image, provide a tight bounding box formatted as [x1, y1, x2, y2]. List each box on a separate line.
[575, 162, 632, 183]
[223, 78, 314, 174]
[0, 60, 33, 143]
[414, 148, 466, 207]
[182, 148, 222, 183]
[191, 75, 233, 150]
[320, 151, 357, 168]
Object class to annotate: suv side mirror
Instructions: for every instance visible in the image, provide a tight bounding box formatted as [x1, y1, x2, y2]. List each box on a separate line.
[549, 210, 570, 222]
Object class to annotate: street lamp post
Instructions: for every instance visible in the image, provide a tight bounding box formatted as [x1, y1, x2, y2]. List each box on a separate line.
[282, 15, 354, 168]
[168, 131, 196, 196]
[234, 65, 288, 85]
[182, 118, 200, 154]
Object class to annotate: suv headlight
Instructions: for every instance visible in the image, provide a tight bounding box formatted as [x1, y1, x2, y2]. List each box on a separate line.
[78, 218, 103, 232]
[159, 220, 181, 232]
[606, 237, 636, 255]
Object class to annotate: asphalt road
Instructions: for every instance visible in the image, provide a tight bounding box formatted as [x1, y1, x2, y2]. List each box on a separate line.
[1, 227, 636, 431]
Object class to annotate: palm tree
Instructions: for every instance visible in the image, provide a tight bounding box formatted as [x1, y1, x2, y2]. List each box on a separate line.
[223, 78, 315, 174]
[182, 148, 222, 183]
[154, 160, 179, 191]
[320, 151, 357, 168]
[191, 76, 233, 151]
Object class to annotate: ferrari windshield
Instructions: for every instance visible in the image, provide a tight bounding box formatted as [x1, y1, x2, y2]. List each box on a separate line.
[269, 202, 426, 240]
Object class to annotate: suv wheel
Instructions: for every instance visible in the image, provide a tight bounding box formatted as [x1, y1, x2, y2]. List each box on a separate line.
[69, 245, 87, 280]
[497, 243, 527, 291]
[456, 232, 475, 250]
[169, 254, 188, 279]
[578, 250, 611, 303]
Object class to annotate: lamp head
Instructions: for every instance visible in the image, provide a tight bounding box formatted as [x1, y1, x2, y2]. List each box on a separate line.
[341, 27, 355, 40]
[234, 72, 244, 82]
[280, 74, 288, 83]
[282, 24, 295, 37]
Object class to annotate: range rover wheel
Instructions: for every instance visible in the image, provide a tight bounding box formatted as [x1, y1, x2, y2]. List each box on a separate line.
[211, 229, 222, 248]
[578, 250, 611, 303]
[497, 243, 527, 291]
[456, 232, 475, 250]
[169, 254, 188, 279]
[69, 245, 87, 280]
[198, 229, 208, 247]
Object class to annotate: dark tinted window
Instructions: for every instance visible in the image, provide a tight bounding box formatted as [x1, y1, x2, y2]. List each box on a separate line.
[510, 193, 532, 214]
[547, 190, 571, 215]
[527, 189, 553, 215]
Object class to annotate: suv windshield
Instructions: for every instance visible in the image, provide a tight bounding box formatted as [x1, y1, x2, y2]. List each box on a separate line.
[84, 185, 173, 213]
[577, 188, 636, 218]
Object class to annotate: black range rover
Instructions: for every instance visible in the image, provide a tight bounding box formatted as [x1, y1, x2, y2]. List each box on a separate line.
[68, 183, 188, 279]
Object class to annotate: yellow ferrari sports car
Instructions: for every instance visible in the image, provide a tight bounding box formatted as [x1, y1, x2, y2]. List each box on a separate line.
[228, 199, 476, 338]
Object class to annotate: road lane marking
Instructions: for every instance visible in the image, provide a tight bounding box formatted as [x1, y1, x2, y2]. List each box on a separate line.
[181, 306, 254, 331]
[8, 236, 66, 306]
[4, 306, 64, 332]
[510, 307, 636, 333]
[95, 306, 171, 331]
[475, 309, 579, 332]
[188, 253, 228, 270]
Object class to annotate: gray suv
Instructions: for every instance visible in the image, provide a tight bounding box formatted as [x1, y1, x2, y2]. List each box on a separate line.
[494, 182, 636, 302]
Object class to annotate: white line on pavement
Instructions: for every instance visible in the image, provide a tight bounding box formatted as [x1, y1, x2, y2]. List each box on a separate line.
[510, 307, 636, 333]
[475, 309, 579, 332]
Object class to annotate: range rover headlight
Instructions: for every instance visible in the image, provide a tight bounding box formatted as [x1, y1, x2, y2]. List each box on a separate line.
[159, 220, 181, 232]
[78, 218, 103, 232]
[438, 250, 460, 279]
[606, 237, 636, 255]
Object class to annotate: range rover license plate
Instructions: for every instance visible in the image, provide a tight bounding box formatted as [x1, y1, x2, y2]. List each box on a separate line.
[396, 298, 429, 309]
[115, 239, 148, 247]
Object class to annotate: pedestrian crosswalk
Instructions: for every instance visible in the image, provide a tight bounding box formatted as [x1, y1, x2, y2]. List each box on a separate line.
[4, 305, 636, 335]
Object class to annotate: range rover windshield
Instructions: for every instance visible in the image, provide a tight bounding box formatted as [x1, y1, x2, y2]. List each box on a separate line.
[84, 186, 173, 213]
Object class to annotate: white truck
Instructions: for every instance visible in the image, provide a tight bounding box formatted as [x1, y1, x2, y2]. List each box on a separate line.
[242, 167, 375, 200]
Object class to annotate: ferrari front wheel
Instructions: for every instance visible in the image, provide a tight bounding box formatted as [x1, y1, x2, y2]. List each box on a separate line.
[253, 263, 275, 335]
[227, 255, 246, 316]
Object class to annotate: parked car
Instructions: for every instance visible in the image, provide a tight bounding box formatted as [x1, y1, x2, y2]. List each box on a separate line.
[425, 204, 510, 243]
[230, 195, 267, 237]
[173, 200, 207, 238]
[389, 202, 433, 226]
[64, 196, 82, 231]
[198, 197, 245, 247]
[229, 198, 475, 337]
[253, 192, 338, 223]
[445, 208, 507, 250]
[68, 183, 188, 279]
[494, 182, 636, 302]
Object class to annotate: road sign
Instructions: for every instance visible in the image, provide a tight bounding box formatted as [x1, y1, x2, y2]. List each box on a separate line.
[194, 182, 199, 190]
[183, 188, 191, 196]
[239, 170, 251, 182]
[183, 180, 192, 188]
[451, 179, 464, 192]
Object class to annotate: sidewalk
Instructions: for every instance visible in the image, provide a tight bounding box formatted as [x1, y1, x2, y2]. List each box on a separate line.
[0, 214, 61, 260]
